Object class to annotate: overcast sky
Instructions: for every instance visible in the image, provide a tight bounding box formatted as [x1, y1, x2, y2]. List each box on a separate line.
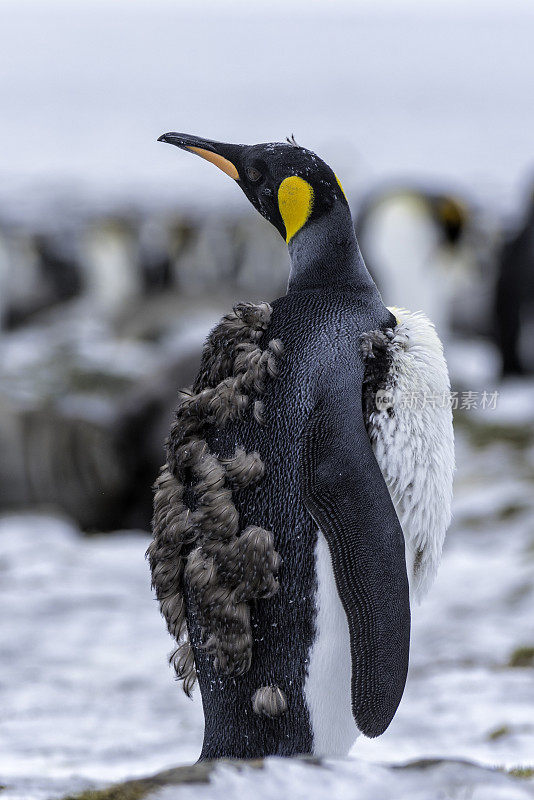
[1, 0, 533, 214]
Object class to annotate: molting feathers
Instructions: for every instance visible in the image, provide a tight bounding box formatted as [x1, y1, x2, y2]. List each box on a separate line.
[361, 308, 455, 601]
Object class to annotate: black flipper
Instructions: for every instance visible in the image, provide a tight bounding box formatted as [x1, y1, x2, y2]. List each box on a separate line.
[302, 367, 410, 738]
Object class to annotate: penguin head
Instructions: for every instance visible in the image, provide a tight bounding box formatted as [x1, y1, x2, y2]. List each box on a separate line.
[158, 132, 349, 243]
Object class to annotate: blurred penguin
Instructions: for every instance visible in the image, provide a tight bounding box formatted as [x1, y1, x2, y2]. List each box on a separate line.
[494, 186, 534, 376]
[0, 226, 80, 328]
[138, 216, 174, 293]
[80, 216, 140, 316]
[356, 187, 481, 340]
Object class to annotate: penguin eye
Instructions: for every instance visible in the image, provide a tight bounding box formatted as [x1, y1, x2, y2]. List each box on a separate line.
[246, 166, 262, 183]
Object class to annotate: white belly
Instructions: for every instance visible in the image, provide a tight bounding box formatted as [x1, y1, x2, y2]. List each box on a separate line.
[304, 529, 359, 756]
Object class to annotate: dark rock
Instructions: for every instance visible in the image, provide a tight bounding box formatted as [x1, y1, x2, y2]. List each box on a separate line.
[508, 646, 534, 668]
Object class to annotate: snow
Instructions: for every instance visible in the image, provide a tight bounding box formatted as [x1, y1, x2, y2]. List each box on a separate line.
[0, 516, 203, 800]
[1, 421, 533, 799]
[151, 759, 534, 800]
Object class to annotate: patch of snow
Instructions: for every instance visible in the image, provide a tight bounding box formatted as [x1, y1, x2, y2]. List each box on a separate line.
[152, 758, 534, 800]
[1, 429, 534, 798]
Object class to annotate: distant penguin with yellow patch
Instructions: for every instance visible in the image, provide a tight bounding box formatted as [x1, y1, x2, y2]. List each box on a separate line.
[148, 133, 454, 759]
[356, 186, 478, 341]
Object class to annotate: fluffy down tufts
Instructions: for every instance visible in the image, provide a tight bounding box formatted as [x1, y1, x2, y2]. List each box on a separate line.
[148, 302, 284, 693]
[252, 685, 288, 718]
[222, 448, 265, 487]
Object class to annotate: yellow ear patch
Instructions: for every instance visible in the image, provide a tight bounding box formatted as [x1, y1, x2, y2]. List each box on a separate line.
[277, 176, 314, 243]
[187, 146, 240, 180]
[437, 197, 465, 227]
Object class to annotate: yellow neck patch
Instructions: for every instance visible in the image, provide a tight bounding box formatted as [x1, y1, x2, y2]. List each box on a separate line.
[335, 173, 348, 203]
[277, 176, 314, 243]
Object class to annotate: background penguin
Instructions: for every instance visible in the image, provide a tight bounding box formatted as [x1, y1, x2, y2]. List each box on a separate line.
[493, 185, 534, 376]
[148, 133, 455, 759]
[356, 185, 488, 342]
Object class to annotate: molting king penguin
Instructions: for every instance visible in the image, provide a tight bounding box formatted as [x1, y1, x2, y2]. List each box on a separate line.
[148, 132, 455, 759]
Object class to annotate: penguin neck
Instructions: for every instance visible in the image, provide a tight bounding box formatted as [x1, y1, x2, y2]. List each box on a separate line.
[286, 203, 373, 293]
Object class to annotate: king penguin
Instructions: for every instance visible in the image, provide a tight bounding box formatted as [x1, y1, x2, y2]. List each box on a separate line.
[148, 133, 455, 760]
[356, 186, 474, 343]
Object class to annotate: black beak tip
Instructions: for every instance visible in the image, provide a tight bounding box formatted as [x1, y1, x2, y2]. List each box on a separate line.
[157, 133, 170, 144]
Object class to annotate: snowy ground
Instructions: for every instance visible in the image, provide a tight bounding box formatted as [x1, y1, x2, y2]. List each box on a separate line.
[1, 390, 534, 799]
[120, 758, 534, 800]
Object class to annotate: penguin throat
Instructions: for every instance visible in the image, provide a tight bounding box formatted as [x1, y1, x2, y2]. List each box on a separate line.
[286, 204, 372, 293]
